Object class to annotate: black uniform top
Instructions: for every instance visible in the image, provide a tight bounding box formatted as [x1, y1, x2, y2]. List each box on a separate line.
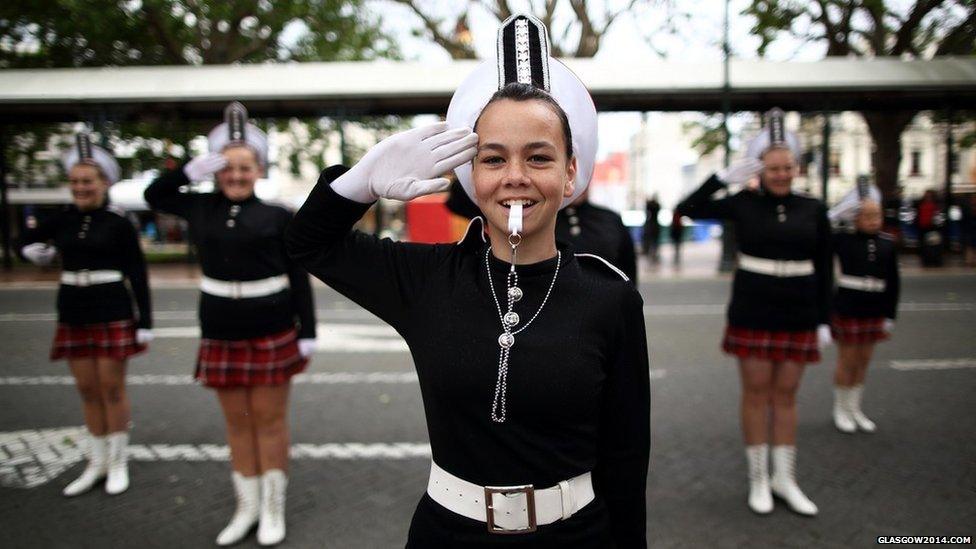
[144, 168, 315, 340]
[17, 204, 152, 329]
[676, 175, 832, 330]
[287, 166, 650, 548]
[832, 230, 900, 320]
[556, 203, 638, 284]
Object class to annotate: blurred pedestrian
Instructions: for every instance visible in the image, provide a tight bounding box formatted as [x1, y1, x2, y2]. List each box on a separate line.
[961, 194, 976, 267]
[669, 210, 684, 265]
[642, 196, 661, 263]
[916, 189, 944, 267]
[288, 15, 649, 547]
[828, 184, 899, 434]
[144, 103, 316, 546]
[557, 188, 638, 283]
[676, 108, 831, 517]
[18, 131, 152, 497]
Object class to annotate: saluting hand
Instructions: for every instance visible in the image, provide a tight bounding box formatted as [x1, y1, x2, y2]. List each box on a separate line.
[21, 243, 58, 266]
[331, 122, 479, 203]
[184, 152, 228, 182]
[717, 158, 764, 188]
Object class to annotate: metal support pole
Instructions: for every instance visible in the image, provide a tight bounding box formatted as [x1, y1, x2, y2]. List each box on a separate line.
[718, 0, 736, 273]
[0, 130, 11, 270]
[944, 108, 954, 250]
[821, 112, 831, 202]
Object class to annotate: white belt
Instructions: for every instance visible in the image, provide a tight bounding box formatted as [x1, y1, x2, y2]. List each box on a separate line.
[838, 274, 886, 292]
[426, 461, 595, 534]
[200, 274, 289, 299]
[60, 270, 124, 287]
[738, 254, 815, 277]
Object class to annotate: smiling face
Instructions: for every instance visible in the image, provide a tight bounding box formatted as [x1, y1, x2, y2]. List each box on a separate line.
[760, 147, 796, 197]
[216, 145, 263, 201]
[472, 99, 576, 245]
[68, 163, 109, 211]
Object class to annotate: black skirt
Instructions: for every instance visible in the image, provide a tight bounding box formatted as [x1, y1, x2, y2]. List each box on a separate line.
[405, 493, 617, 548]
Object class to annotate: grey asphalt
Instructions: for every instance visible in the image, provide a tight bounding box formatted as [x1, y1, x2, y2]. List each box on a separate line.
[0, 271, 974, 548]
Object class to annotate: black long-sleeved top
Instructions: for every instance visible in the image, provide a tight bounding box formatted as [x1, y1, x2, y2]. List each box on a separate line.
[832, 230, 900, 320]
[144, 168, 314, 340]
[287, 166, 650, 548]
[17, 204, 152, 329]
[557, 203, 638, 284]
[676, 175, 832, 330]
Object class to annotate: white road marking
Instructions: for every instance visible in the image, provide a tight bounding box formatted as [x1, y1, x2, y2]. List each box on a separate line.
[0, 427, 432, 489]
[889, 358, 976, 371]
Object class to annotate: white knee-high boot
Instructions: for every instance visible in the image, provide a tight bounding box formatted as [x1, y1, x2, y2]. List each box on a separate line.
[770, 445, 818, 516]
[216, 472, 261, 546]
[745, 444, 773, 514]
[105, 431, 130, 495]
[63, 434, 107, 497]
[257, 469, 287, 546]
[833, 386, 857, 433]
[849, 385, 877, 432]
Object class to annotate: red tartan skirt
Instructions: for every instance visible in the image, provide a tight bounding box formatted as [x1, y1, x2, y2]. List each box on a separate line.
[195, 327, 307, 388]
[722, 325, 820, 364]
[50, 319, 146, 361]
[831, 314, 889, 345]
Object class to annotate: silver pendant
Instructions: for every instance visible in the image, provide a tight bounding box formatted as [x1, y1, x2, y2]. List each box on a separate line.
[570, 226, 582, 236]
[498, 332, 515, 349]
[777, 214, 786, 223]
[226, 219, 236, 228]
[503, 311, 520, 327]
[508, 286, 523, 302]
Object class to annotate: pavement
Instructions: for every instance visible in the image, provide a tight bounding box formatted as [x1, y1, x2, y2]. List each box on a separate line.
[0, 241, 974, 548]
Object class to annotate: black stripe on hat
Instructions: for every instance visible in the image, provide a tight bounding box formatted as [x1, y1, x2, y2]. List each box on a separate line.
[496, 15, 550, 92]
[767, 108, 786, 146]
[76, 132, 94, 162]
[856, 175, 871, 199]
[224, 101, 248, 144]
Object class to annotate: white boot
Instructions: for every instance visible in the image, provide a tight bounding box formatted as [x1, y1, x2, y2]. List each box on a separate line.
[104, 431, 130, 495]
[849, 385, 877, 432]
[770, 445, 818, 516]
[833, 386, 857, 433]
[745, 444, 773, 514]
[63, 434, 107, 497]
[216, 472, 261, 546]
[257, 469, 287, 546]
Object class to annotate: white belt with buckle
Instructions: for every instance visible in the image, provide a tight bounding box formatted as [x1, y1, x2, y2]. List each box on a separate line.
[200, 274, 289, 299]
[60, 270, 124, 287]
[738, 254, 815, 277]
[426, 461, 595, 534]
[838, 274, 886, 292]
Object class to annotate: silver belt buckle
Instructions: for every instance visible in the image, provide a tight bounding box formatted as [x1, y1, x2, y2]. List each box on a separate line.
[484, 484, 537, 534]
[77, 269, 91, 287]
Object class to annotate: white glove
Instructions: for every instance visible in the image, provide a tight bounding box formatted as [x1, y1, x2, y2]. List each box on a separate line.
[136, 329, 154, 345]
[817, 324, 833, 348]
[883, 319, 895, 334]
[298, 338, 317, 358]
[331, 122, 479, 203]
[183, 152, 227, 182]
[21, 243, 58, 266]
[716, 158, 764, 187]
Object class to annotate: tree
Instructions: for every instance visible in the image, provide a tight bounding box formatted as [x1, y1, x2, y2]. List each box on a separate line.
[389, 0, 665, 59]
[0, 0, 399, 184]
[743, 0, 976, 198]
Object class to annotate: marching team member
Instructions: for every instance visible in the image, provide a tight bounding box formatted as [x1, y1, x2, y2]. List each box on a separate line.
[287, 15, 649, 547]
[144, 103, 316, 546]
[18, 132, 152, 497]
[828, 182, 900, 433]
[676, 109, 831, 517]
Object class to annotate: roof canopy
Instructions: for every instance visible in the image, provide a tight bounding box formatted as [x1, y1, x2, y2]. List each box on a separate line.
[0, 57, 974, 123]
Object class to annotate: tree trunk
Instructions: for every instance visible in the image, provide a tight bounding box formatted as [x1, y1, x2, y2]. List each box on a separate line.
[861, 111, 917, 200]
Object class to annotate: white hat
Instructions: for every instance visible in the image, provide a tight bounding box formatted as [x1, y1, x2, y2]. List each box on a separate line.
[829, 176, 883, 223]
[207, 102, 268, 166]
[745, 108, 801, 160]
[446, 14, 597, 209]
[62, 132, 121, 184]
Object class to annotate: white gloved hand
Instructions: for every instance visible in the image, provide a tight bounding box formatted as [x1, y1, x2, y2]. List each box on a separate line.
[136, 329, 154, 345]
[298, 338, 317, 358]
[183, 152, 227, 182]
[817, 324, 833, 348]
[21, 243, 58, 266]
[716, 158, 764, 187]
[882, 319, 895, 334]
[331, 122, 479, 203]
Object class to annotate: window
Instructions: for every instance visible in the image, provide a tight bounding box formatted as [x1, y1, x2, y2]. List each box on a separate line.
[910, 150, 921, 176]
[829, 149, 841, 175]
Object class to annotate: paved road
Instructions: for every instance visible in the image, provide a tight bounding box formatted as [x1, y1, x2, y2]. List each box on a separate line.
[1, 273, 974, 548]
